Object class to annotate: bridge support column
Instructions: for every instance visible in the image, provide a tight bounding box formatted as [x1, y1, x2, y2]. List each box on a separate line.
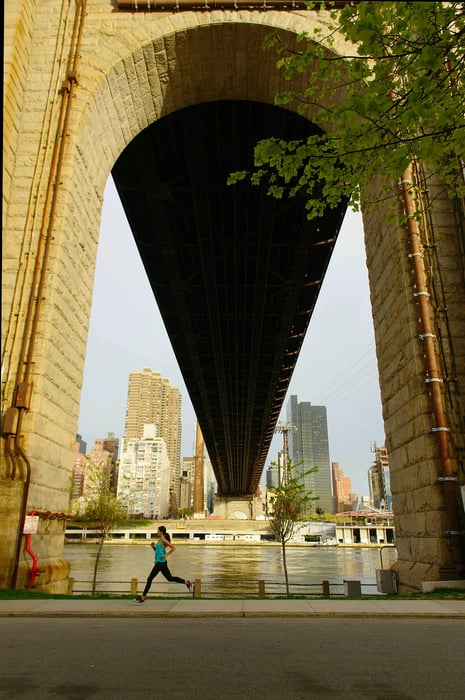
[212, 495, 264, 520]
[363, 171, 465, 592]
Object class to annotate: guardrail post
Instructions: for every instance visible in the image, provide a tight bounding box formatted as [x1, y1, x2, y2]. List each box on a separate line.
[322, 579, 330, 596]
[194, 578, 201, 598]
[130, 578, 138, 596]
[258, 580, 265, 598]
[67, 577, 74, 595]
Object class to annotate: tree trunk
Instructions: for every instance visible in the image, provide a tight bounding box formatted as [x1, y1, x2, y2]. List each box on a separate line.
[281, 538, 290, 598]
[92, 537, 105, 595]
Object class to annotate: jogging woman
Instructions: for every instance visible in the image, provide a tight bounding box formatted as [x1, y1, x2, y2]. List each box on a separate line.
[134, 526, 194, 603]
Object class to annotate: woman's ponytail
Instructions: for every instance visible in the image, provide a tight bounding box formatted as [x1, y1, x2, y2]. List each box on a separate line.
[158, 525, 171, 542]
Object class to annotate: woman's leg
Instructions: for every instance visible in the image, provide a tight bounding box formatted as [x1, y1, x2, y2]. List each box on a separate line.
[160, 562, 188, 586]
[141, 563, 162, 598]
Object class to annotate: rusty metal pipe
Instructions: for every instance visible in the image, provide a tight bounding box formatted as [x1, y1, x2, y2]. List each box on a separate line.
[23, 0, 87, 385]
[400, 172, 464, 575]
[10, 419, 32, 589]
[14, 3, 85, 391]
[399, 176, 452, 472]
[7, 0, 87, 590]
[24, 511, 41, 588]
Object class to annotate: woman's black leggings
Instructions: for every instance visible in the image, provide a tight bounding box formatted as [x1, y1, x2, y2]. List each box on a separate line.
[142, 562, 185, 596]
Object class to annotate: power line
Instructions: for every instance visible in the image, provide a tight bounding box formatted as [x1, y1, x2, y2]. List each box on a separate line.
[315, 342, 376, 398]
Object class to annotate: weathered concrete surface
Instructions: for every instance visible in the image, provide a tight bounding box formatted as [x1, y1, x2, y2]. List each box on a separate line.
[1, 597, 464, 618]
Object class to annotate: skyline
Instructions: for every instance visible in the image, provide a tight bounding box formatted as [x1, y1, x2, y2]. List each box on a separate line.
[78, 177, 386, 497]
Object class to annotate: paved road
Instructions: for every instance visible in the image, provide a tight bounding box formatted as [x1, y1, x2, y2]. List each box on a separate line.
[1, 617, 464, 699]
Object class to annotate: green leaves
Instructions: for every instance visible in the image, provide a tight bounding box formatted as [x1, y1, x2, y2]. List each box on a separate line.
[268, 462, 317, 545]
[230, 2, 465, 219]
[80, 461, 126, 537]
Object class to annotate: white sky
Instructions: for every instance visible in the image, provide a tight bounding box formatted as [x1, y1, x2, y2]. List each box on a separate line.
[78, 177, 386, 497]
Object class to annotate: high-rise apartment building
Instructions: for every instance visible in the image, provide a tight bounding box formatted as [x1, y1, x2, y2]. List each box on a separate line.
[266, 450, 288, 490]
[70, 440, 87, 503]
[124, 368, 182, 500]
[368, 442, 392, 510]
[287, 395, 334, 514]
[179, 455, 215, 514]
[266, 462, 280, 490]
[332, 461, 355, 513]
[90, 433, 120, 493]
[75, 433, 87, 455]
[99, 432, 120, 490]
[205, 460, 216, 515]
[179, 456, 195, 513]
[117, 424, 171, 519]
[70, 436, 114, 513]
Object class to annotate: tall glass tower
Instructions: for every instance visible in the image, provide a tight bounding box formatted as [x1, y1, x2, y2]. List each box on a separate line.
[287, 395, 334, 514]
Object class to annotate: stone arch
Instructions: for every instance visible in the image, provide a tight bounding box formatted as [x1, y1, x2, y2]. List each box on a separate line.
[3, 7, 354, 590]
[75, 11, 349, 185]
[2, 3, 464, 592]
[10, 11, 352, 480]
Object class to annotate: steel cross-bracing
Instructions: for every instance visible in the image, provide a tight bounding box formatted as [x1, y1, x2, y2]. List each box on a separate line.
[112, 100, 346, 497]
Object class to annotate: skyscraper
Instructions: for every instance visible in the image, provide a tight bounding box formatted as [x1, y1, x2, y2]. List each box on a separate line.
[117, 424, 171, 519]
[287, 395, 334, 514]
[124, 368, 182, 501]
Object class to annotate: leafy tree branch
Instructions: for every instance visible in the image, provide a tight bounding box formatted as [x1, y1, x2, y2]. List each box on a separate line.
[229, 2, 465, 219]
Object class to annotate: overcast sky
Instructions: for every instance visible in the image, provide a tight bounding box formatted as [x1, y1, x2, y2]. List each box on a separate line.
[78, 177, 386, 497]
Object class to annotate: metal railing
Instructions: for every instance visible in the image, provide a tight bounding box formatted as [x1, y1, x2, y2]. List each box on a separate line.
[67, 576, 380, 598]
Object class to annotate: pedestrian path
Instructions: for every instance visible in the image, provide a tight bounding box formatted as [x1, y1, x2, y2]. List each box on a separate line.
[0, 598, 464, 618]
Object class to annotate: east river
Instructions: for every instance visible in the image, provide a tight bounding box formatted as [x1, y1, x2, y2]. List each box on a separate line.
[64, 542, 398, 597]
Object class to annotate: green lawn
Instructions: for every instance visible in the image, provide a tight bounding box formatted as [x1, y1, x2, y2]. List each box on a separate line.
[1, 588, 464, 601]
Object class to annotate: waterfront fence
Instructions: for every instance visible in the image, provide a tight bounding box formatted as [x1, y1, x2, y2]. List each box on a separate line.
[67, 576, 379, 598]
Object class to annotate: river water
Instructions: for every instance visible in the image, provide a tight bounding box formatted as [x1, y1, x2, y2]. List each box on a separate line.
[64, 542, 398, 597]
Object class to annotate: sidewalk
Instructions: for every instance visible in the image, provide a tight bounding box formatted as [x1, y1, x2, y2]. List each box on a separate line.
[1, 598, 464, 618]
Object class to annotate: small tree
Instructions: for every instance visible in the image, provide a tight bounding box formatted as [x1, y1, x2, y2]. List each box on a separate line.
[80, 463, 127, 595]
[268, 461, 318, 597]
[178, 507, 194, 519]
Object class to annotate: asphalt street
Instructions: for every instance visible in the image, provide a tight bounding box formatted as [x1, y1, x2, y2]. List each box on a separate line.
[1, 617, 464, 700]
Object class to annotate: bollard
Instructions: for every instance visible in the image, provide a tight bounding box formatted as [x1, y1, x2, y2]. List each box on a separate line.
[258, 580, 265, 599]
[322, 580, 330, 596]
[194, 578, 201, 598]
[67, 577, 75, 595]
[130, 578, 138, 596]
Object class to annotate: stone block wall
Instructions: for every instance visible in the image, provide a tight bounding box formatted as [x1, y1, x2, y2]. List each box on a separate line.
[2, 0, 464, 592]
[363, 172, 465, 590]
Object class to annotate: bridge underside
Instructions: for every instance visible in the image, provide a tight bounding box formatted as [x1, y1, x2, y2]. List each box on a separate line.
[112, 99, 346, 496]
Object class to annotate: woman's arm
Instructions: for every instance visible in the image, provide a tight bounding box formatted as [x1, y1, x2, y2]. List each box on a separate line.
[162, 537, 176, 555]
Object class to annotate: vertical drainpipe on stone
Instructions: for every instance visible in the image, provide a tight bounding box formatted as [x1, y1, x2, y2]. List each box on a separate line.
[3, 0, 87, 589]
[399, 169, 465, 578]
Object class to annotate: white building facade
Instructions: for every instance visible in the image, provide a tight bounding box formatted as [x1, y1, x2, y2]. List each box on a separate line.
[117, 425, 170, 519]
